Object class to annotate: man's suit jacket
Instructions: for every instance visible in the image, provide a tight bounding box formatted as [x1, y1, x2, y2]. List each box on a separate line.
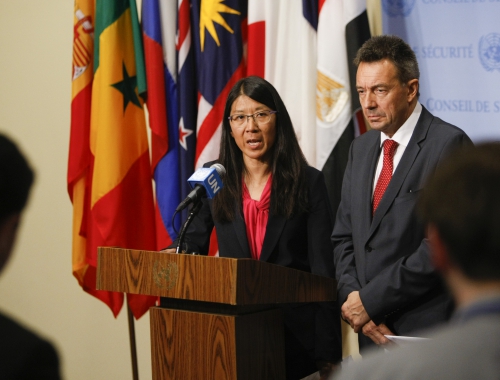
[332, 298, 500, 380]
[175, 166, 342, 379]
[332, 106, 472, 339]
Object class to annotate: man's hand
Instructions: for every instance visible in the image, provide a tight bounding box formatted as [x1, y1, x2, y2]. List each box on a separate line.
[361, 321, 394, 345]
[341, 291, 370, 333]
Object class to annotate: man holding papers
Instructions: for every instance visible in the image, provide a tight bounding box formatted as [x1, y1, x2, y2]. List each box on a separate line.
[332, 143, 500, 380]
[332, 35, 472, 350]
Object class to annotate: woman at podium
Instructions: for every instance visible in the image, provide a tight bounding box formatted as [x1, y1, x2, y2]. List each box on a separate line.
[166, 76, 342, 379]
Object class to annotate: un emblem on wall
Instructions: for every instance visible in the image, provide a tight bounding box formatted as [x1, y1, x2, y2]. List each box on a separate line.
[153, 260, 179, 290]
[479, 33, 500, 72]
[382, 0, 416, 17]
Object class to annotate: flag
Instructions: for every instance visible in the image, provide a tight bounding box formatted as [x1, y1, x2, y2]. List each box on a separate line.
[247, 2, 370, 361]
[142, 0, 199, 249]
[69, 0, 157, 319]
[142, 1, 369, 257]
[191, 0, 247, 169]
[69, 0, 94, 310]
[144, 0, 244, 257]
[248, 0, 369, 215]
[247, 0, 317, 165]
[142, 0, 181, 249]
[190, 0, 247, 256]
[177, 0, 199, 227]
[317, 0, 370, 217]
[176, 0, 198, 203]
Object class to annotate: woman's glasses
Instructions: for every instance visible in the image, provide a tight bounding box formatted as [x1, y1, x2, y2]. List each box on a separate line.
[228, 110, 277, 127]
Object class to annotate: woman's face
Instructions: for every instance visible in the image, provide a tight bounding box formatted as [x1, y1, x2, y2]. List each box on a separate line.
[229, 95, 277, 165]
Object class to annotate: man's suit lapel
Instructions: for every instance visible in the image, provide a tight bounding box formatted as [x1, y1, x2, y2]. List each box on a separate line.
[369, 108, 432, 236]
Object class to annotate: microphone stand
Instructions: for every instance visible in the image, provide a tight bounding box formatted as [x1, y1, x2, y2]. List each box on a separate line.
[176, 199, 203, 254]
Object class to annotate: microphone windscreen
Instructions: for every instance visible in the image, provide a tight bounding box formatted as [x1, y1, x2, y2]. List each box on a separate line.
[210, 163, 226, 177]
[187, 166, 223, 199]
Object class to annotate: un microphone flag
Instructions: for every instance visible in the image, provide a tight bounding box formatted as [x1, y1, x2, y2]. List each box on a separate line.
[175, 164, 225, 212]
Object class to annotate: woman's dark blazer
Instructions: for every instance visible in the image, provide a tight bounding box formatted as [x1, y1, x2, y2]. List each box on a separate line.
[175, 165, 342, 379]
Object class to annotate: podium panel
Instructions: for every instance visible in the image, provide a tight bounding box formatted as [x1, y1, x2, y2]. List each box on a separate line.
[150, 307, 285, 380]
[96, 247, 336, 305]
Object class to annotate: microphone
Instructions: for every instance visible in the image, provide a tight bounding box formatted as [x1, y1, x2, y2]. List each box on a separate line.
[175, 163, 226, 212]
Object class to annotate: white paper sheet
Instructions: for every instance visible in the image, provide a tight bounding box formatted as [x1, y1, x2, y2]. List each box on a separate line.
[384, 335, 429, 349]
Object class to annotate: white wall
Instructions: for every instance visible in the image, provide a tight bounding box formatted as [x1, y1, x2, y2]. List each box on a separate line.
[0, 2, 152, 379]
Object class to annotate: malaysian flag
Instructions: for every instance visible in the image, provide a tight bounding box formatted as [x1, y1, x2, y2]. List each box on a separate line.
[191, 0, 247, 255]
[191, 0, 247, 169]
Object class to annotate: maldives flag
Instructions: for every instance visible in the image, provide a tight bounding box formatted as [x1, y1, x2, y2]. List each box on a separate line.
[68, 0, 157, 319]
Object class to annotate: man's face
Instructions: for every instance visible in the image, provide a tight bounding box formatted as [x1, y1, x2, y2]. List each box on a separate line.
[356, 59, 418, 137]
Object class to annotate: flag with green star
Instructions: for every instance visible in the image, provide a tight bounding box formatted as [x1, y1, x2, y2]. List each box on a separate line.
[69, 0, 157, 319]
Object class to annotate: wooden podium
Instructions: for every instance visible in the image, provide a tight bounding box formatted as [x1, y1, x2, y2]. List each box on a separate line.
[97, 247, 336, 380]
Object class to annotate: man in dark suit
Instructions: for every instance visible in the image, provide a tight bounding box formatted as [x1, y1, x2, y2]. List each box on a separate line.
[331, 35, 472, 351]
[332, 143, 500, 380]
[0, 133, 61, 379]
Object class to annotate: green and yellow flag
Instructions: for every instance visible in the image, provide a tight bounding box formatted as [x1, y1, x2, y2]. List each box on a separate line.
[69, 0, 156, 319]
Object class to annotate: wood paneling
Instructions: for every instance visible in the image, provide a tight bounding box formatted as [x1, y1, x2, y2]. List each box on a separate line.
[150, 307, 285, 380]
[97, 247, 337, 379]
[97, 247, 336, 304]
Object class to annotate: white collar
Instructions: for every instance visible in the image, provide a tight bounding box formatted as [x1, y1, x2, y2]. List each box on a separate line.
[380, 102, 422, 148]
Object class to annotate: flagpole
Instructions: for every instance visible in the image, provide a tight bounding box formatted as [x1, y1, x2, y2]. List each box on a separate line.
[127, 299, 139, 380]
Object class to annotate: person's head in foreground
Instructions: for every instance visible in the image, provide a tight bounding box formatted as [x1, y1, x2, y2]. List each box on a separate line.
[418, 142, 500, 299]
[0, 133, 34, 273]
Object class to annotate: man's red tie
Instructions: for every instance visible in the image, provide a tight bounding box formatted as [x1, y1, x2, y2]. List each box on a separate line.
[373, 139, 399, 214]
